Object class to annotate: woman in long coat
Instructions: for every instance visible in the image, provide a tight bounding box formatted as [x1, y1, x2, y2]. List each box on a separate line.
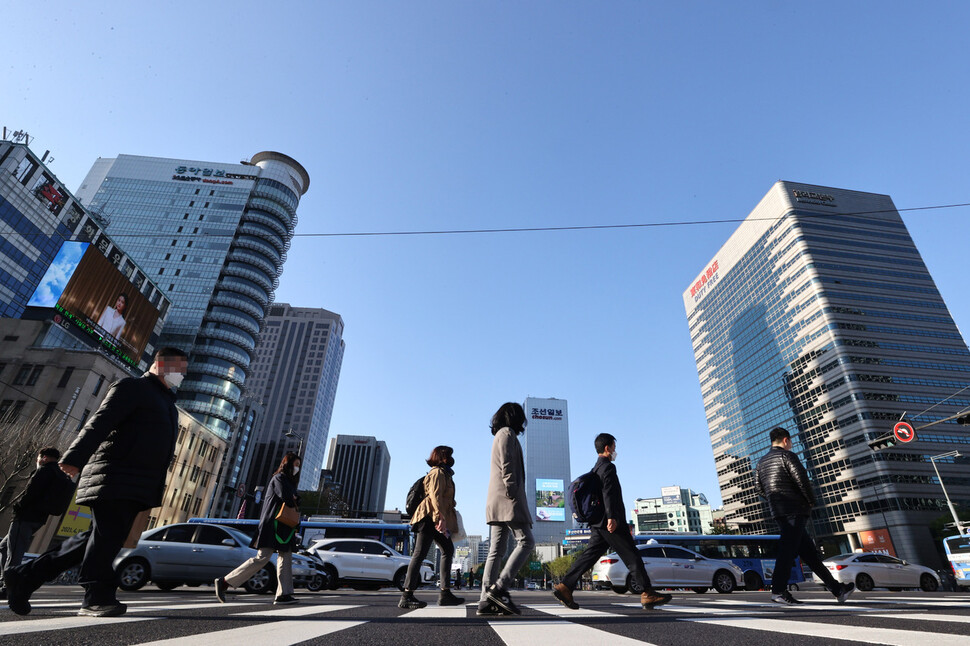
[214, 452, 301, 604]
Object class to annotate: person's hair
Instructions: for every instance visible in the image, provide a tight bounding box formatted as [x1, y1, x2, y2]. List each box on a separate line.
[490, 402, 527, 435]
[426, 445, 454, 467]
[594, 433, 616, 454]
[769, 427, 791, 444]
[39, 447, 61, 460]
[154, 347, 188, 361]
[274, 451, 301, 478]
[116, 293, 129, 310]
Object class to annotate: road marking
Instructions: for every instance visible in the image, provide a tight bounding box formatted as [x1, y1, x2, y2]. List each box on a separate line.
[128, 601, 254, 612]
[626, 603, 770, 615]
[134, 620, 366, 645]
[527, 603, 623, 618]
[0, 615, 152, 636]
[857, 600, 970, 608]
[238, 603, 361, 618]
[871, 613, 970, 624]
[400, 605, 469, 619]
[682, 616, 968, 646]
[490, 619, 660, 645]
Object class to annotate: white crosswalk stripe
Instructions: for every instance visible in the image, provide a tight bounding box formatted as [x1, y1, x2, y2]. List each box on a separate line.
[236, 603, 361, 618]
[399, 604, 470, 619]
[135, 619, 367, 646]
[871, 613, 970, 624]
[681, 616, 968, 646]
[526, 603, 625, 618]
[0, 615, 152, 636]
[490, 619, 660, 645]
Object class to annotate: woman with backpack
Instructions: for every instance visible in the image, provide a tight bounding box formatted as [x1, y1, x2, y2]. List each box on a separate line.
[399, 445, 464, 609]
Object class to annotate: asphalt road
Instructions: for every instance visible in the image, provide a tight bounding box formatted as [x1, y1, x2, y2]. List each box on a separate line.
[2, 585, 968, 645]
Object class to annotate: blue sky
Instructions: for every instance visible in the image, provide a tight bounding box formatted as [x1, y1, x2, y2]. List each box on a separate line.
[4, 2, 969, 537]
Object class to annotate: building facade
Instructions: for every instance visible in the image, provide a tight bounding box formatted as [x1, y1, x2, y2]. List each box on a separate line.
[684, 181, 970, 566]
[75, 152, 310, 440]
[324, 435, 390, 517]
[243, 303, 345, 492]
[522, 397, 572, 545]
[633, 486, 714, 534]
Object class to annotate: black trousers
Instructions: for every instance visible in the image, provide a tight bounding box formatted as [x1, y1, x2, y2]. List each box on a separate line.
[771, 515, 838, 594]
[404, 518, 453, 591]
[562, 526, 650, 592]
[12, 499, 141, 606]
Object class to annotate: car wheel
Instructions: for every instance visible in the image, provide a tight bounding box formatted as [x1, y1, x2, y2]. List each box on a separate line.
[743, 571, 763, 591]
[691, 587, 709, 594]
[855, 573, 874, 592]
[243, 565, 276, 594]
[626, 572, 649, 595]
[117, 558, 151, 591]
[323, 565, 339, 590]
[156, 582, 180, 591]
[394, 568, 407, 592]
[713, 569, 736, 594]
[920, 573, 939, 592]
[611, 584, 628, 594]
[306, 574, 325, 592]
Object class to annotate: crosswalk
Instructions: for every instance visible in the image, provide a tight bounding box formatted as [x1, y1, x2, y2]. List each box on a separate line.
[2, 592, 967, 645]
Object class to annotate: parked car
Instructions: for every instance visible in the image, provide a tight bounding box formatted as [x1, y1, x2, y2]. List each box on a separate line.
[114, 522, 322, 594]
[305, 538, 434, 591]
[591, 542, 745, 594]
[813, 552, 941, 592]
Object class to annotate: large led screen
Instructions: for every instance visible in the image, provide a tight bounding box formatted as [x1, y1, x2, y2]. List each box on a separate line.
[535, 479, 565, 522]
[28, 241, 159, 366]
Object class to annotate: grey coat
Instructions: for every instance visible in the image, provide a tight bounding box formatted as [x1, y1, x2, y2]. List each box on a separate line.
[484, 427, 532, 526]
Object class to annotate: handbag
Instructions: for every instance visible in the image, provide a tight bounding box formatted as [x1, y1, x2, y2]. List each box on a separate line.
[275, 503, 300, 528]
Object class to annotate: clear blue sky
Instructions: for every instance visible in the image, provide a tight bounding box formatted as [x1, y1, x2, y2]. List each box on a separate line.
[4, 2, 969, 538]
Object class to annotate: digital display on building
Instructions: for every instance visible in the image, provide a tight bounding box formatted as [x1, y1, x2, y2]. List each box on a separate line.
[27, 241, 159, 366]
[661, 486, 681, 505]
[535, 479, 565, 522]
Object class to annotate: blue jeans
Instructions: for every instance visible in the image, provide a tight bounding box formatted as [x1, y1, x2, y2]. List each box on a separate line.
[480, 523, 534, 601]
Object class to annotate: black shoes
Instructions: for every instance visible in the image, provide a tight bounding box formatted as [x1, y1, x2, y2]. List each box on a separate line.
[770, 591, 803, 605]
[398, 590, 427, 609]
[832, 582, 855, 604]
[476, 600, 506, 616]
[4, 569, 31, 616]
[214, 577, 228, 603]
[485, 584, 520, 615]
[78, 603, 127, 617]
[273, 595, 299, 605]
[438, 588, 465, 606]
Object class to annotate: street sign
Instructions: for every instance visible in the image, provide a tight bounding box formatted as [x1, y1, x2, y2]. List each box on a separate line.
[529, 561, 542, 571]
[893, 421, 916, 443]
[236, 483, 246, 499]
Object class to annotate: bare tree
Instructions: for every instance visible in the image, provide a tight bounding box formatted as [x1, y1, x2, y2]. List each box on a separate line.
[0, 408, 67, 514]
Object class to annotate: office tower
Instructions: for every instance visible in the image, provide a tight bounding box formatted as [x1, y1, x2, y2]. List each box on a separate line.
[324, 435, 390, 517]
[243, 303, 345, 492]
[75, 152, 310, 440]
[523, 397, 572, 544]
[633, 486, 714, 534]
[684, 181, 970, 565]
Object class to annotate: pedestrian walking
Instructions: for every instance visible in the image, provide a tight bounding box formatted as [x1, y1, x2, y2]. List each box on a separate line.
[755, 426, 855, 605]
[399, 445, 464, 609]
[4, 347, 188, 618]
[0, 447, 63, 598]
[553, 433, 672, 611]
[214, 452, 301, 605]
[477, 402, 535, 616]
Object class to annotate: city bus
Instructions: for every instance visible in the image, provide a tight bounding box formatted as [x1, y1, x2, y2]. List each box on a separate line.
[189, 517, 414, 556]
[943, 532, 970, 590]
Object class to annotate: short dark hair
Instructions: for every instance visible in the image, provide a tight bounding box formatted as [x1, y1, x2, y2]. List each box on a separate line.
[769, 427, 791, 444]
[154, 347, 188, 361]
[594, 433, 616, 454]
[39, 447, 61, 460]
[490, 402, 527, 435]
[274, 451, 301, 478]
[426, 445, 454, 467]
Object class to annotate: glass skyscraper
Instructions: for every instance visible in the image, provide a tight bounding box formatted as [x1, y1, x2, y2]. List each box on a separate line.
[75, 152, 310, 439]
[684, 181, 970, 566]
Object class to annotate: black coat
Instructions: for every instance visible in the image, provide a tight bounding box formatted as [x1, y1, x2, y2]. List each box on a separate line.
[591, 456, 626, 530]
[253, 472, 300, 551]
[13, 462, 61, 523]
[62, 373, 178, 509]
[754, 446, 815, 517]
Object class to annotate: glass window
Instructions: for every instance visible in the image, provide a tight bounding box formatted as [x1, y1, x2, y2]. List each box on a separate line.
[360, 542, 388, 555]
[855, 554, 879, 563]
[195, 526, 233, 546]
[162, 525, 196, 544]
[638, 547, 666, 558]
[333, 541, 363, 553]
[662, 547, 696, 559]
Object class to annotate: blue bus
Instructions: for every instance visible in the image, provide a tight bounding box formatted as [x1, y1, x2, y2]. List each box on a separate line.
[943, 532, 970, 590]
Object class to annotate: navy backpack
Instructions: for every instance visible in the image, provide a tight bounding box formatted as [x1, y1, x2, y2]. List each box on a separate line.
[568, 470, 604, 525]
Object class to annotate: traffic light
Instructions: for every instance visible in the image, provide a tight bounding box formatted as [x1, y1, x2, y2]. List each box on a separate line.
[957, 415, 970, 425]
[868, 433, 898, 451]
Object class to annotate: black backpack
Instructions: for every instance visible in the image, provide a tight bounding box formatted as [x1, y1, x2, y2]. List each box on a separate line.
[568, 470, 604, 525]
[405, 474, 427, 518]
[45, 469, 77, 517]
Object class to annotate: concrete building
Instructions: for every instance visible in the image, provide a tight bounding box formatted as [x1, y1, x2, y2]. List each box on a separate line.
[633, 486, 714, 534]
[523, 397, 572, 545]
[684, 181, 970, 566]
[243, 304, 344, 493]
[324, 435, 390, 517]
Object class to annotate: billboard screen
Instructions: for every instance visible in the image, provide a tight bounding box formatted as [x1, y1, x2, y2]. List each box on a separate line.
[661, 486, 681, 505]
[535, 479, 565, 522]
[28, 241, 159, 366]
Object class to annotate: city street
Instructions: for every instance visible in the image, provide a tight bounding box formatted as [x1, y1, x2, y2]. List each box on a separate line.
[2, 586, 968, 645]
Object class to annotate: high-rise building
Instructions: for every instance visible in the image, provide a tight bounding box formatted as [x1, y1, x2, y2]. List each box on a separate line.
[633, 486, 714, 534]
[75, 152, 310, 440]
[243, 303, 345, 492]
[684, 181, 970, 566]
[523, 397, 572, 545]
[324, 435, 390, 517]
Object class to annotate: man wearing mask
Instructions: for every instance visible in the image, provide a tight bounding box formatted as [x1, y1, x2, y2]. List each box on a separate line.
[553, 433, 672, 610]
[0, 447, 63, 598]
[6, 347, 188, 618]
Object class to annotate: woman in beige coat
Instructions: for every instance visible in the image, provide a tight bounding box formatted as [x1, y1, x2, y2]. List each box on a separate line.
[398, 445, 464, 609]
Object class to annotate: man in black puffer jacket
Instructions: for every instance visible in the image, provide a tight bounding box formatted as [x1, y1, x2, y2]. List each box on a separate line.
[755, 427, 854, 605]
[5, 347, 188, 618]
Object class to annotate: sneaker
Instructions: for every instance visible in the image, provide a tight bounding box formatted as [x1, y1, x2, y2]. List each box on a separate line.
[4, 569, 31, 616]
[552, 583, 579, 610]
[214, 577, 228, 603]
[476, 600, 505, 616]
[0, 587, 7, 600]
[770, 592, 803, 605]
[834, 582, 855, 604]
[438, 589, 465, 606]
[78, 603, 127, 617]
[640, 590, 672, 608]
[485, 584, 521, 615]
[273, 595, 299, 605]
[398, 591, 427, 609]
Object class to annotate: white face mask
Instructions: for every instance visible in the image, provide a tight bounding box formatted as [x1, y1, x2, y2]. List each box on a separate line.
[610, 448, 618, 462]
[163, 372, 185, 389]
[293, 466, 300, 475]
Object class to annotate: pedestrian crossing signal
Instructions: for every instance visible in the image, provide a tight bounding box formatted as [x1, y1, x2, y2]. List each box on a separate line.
[868, 433, 898, 451]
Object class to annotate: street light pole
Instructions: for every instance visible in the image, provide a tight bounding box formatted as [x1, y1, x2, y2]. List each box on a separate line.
[929, 450, 966, 533]
[284, 429, 304, 459]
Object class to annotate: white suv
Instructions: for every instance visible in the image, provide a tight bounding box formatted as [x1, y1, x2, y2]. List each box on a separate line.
[306, 538, 434, 591]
